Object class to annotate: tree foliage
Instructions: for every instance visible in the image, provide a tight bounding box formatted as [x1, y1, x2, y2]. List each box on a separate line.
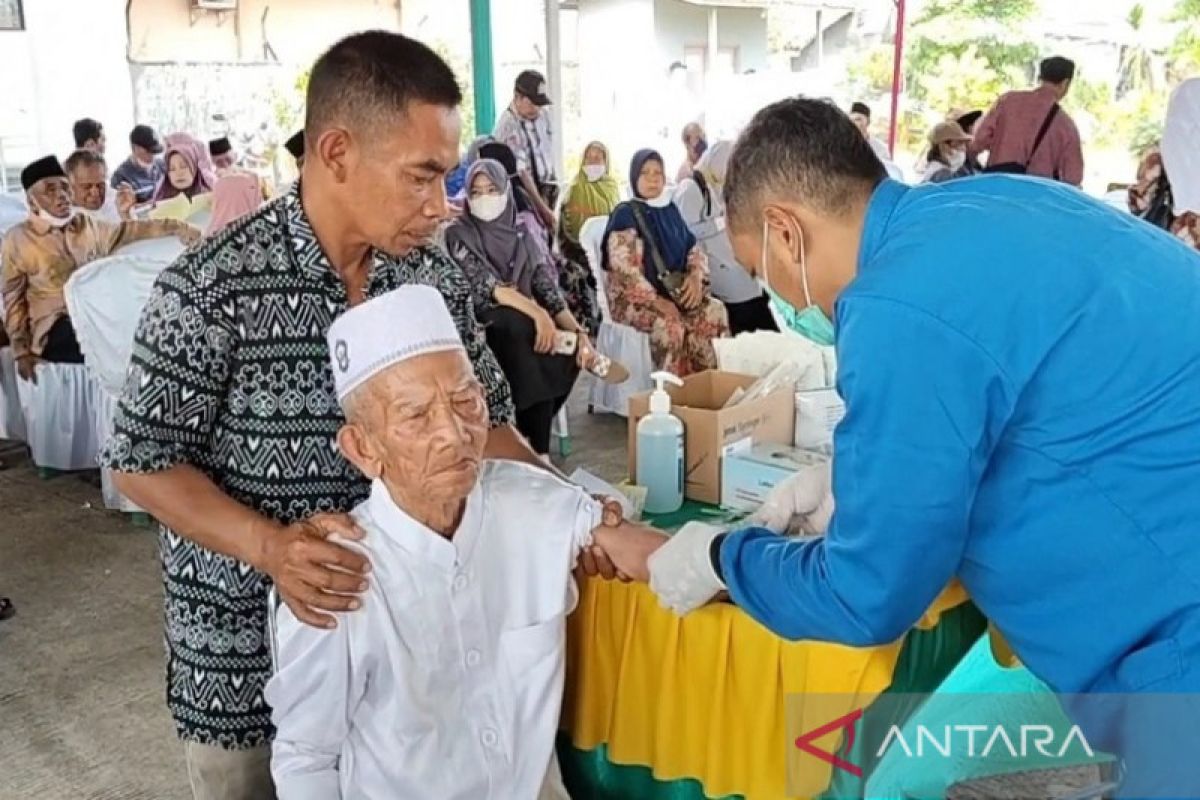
[846, 0, 1040, 150]
[1169, 0, 1200, 74]
[916, 0, 1037, 25]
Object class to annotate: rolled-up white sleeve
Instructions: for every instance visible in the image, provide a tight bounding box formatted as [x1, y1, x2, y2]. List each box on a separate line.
[265, 608, 363, 800]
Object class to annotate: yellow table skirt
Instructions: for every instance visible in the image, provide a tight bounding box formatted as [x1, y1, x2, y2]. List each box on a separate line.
[563, 579, 969, 800]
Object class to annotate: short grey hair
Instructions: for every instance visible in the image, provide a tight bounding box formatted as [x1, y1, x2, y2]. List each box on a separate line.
[724, 97, 886, 234]
[64, 148, 106, 175]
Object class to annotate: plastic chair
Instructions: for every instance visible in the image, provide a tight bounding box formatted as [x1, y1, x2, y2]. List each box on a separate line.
[551, 406, 571, 458]
[577, 216, 654, 417]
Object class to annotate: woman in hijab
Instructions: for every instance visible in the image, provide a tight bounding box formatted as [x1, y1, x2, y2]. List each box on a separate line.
[477, 139, 602, 334]
[561, 141, 620, 247]
[603, 149, 729, 376]
[446, 135, 494, 208]
[153, 133, 215, 203]
[477, 140, 552, 241]
[1129, 78, 1200, 251]
[675, 140, 777, 336]
[445, 159, 619, 454]
[206, 171, 263, 237]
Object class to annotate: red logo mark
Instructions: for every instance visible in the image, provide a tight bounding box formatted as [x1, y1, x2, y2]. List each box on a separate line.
[794, 708, 864, 778]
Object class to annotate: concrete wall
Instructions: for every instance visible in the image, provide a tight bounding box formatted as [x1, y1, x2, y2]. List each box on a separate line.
[575, 0, 769, 181]
[0, 0, 135, 181]
[652, 0, 768, 75]
[0, 0, 402, 185]
[128, 0, 401, 64]
[576, 0, 660, 175]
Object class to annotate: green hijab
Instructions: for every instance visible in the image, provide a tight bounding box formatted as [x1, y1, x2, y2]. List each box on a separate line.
[561, 141, 620, 243]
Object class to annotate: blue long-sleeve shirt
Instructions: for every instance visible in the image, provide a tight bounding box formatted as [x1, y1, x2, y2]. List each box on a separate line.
[719, 177, 1200, 697]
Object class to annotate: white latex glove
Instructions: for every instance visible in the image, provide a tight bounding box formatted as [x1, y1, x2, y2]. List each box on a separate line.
[648, 521, 726, 616]
[748, 458, 834, 536]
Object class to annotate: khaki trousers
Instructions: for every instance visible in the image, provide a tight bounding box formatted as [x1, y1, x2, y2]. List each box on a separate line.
[184, 741, 276, 800]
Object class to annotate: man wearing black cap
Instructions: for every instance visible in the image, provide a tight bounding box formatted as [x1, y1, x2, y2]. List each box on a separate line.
[2, 156, 200, 384]
[209, 137, 237, 172]
[493, 69, 558, 228]
[111, 124, 166, 204]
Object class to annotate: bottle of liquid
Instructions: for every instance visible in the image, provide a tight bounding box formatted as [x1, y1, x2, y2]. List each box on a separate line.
[637, 371, 685, 515]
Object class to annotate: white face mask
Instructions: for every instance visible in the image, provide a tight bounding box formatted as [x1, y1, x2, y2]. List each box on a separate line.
[583, 164, 606, 182]
[29, 196, 76, 228]
[947, 151, 967, 171]
[759, 216, 836, 347]
[470, 192, 508, 223]
[644, 189, 673, 209]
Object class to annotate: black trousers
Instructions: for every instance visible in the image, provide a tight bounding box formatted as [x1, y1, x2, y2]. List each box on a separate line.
[41, 316, 84, 363]
[515, 394, 571, 456]
[479, 306, 579, 455]
[724, 292, 780, 337]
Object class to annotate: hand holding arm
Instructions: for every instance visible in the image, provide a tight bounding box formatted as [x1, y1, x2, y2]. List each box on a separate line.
[591, 520, 669, 583]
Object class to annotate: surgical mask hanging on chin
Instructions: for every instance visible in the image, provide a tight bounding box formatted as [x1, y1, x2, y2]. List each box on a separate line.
[583, 164, 606, 182]
[644, 190, 673, 209]
[470, 193, 508, 223]
[29, 196, 76, 229]
[759, 218, 836, 347]
[947, 151, 967, 171]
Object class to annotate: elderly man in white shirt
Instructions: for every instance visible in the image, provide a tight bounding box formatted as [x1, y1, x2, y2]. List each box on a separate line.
[266, 285, 666, 800]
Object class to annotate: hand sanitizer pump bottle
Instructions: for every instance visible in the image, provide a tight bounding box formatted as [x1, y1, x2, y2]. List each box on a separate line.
[637, 371, 685, 514]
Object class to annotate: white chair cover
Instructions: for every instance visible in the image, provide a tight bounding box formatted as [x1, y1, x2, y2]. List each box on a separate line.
[589, 322, 654, 416]
[0, 199, 29, 441]
[0, 346, 27, 442]
[64, 246, 176, 506]
[578, 216, 613, 320]
[578, 215, 655, 416]
[64, 251, 176, 396]
[16, 362, 101, 470]
[0, 193, 27, 236]
[95, 390, 141, 511]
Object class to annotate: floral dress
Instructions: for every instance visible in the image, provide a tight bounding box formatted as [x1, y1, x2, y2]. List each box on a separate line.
[604, 229, 729, 376]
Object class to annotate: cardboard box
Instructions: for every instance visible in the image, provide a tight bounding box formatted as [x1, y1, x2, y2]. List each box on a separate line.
[794, 387, 845, 454]
[722, 443, 830, 513]
[628, 370, 795, 505]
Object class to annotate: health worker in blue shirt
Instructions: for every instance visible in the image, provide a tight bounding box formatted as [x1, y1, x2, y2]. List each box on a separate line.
[631, 97, 1200, 794]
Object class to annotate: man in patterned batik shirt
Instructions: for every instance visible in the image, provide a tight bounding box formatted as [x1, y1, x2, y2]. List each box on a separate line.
[102, 32, 606, 800]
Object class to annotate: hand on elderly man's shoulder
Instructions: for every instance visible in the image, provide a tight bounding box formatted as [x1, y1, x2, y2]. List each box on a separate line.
[259, 512, 371, 630]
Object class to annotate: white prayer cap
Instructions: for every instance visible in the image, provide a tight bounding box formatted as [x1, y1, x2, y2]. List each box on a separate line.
[327, 285, 465, 402]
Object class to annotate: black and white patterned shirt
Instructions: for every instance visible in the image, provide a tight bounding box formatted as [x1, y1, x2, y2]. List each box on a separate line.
[100, 184, 515, 748]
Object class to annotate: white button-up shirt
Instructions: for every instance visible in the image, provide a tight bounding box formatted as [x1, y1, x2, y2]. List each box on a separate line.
[266, 460, 601, 800]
